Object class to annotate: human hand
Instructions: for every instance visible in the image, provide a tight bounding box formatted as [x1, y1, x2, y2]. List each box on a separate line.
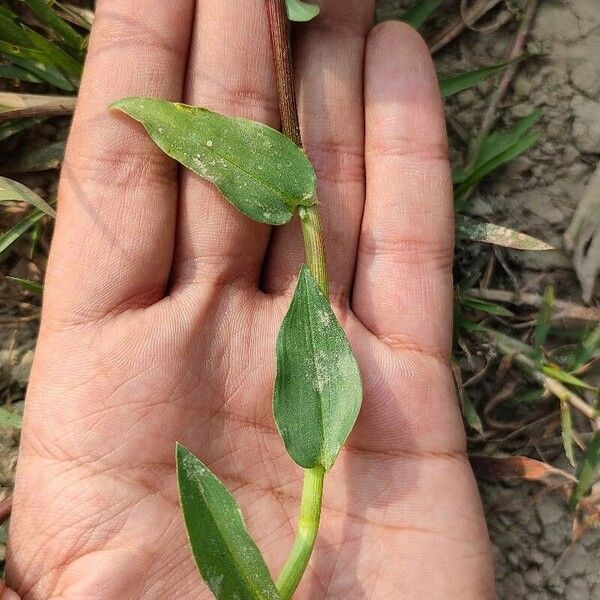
[6, 1, 495, 598]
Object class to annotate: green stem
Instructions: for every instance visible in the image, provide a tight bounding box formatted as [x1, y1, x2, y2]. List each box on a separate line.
[266, 1, 330, 597]
[276, 465, 325, 599]
[299, 204, 328, 297]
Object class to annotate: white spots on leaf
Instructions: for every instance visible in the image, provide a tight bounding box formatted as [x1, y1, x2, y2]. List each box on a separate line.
[317, 308, 331, 327]
[208, 574, 223, 596]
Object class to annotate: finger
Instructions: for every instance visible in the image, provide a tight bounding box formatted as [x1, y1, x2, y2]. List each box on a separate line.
[45, 0, 195, 321]
[353, 22, 454, 360]
[262, 0, 375, 298]
[171, 2, 279, 290]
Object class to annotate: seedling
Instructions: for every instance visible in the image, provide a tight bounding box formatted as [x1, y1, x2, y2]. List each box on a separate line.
[112, 4, 358, 598]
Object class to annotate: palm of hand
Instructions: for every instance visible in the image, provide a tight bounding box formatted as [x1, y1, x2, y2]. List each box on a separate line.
[7, 1, 494, 599]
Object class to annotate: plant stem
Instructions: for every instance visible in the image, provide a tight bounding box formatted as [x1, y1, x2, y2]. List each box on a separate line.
[299, 205, 328, 296]
[266, 0, 329, 298]
[485, 328, 599, 422]
[266, 0, 302, 148]
[276, 465, 325, 599]
[267, 0, 329, 595]
[466, 288, 600, 322]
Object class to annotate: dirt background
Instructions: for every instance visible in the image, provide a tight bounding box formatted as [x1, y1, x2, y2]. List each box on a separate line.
[1, 0, 600, 597]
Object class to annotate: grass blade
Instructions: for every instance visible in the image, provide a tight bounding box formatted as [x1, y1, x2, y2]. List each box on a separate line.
[560, 398, 575, 467]
[6, 276, 43, 294]
[0, 208, 47, 256]
[0, 45, 75, 91]
[0, 64, 44, 83]
[23, 0, 85, 51]
[461, 295, 514, 317]
[570, 431, 600, 509]
[401, 0, 444, 29]
[54, 2, 94, 30]
[569, 323, 600, 372]
[476, 110, 542, 167]
[533, 286, 554, 360]
[541, 364, 596, 391]
[456, 215, 553, 250]
[462, 391, 484, 434]
[456, 133, 540, 199]
[440, 60, 520, 98]
[0, 177, 56, 216]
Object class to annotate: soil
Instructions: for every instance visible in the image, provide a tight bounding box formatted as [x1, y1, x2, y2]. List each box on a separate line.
[1, 0, 600, 597]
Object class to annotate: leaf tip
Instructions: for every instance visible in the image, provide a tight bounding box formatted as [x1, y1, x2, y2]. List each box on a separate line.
[175, 442, 194, 476]
[109, 96, 152, 120]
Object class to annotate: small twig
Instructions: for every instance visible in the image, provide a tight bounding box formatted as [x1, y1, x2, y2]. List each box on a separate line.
[0, 93, 76, 123]
[429, 0, 504, 53]
[467, 0, 540, 164]
[0, 496, 13, 524]
[467, 288, 600, 321]
[0, 106, 74, 121]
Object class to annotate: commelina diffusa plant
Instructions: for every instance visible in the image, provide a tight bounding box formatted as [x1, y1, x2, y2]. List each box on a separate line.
[112, 1, 358, 598]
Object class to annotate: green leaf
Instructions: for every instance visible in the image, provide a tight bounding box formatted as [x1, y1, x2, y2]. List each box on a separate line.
[0, 53, 75, 91]
[401, 0, 443, 29]
[0, 208, 47, 256]
[21, 26, 83, 79]
[0, 8, 81, 89]
[29, 220, 42, 258]
[461, 391, 483, 434]
[541, 364, 596, 391]
[0, 177, 56, 217]
[440, 60, 519, 98]
[570, 431, 600, 509]
[533, 286, 554, 360]
[456, 215, 554, 250]
[457, 318, 487, 333]
[54, 2, 94, 31]
[454, 111, 542, 206]
[476, 110, 542, 168]
[274, 266, 362, 471]
[285, 0, 320, 22]
[455, 133, 540, 200]
[112, 98, 317, 225]
[0, 7, 32, 46]
[461, 295, 514, 317]
[0, 117, 46, 142]
[176, 444, 280, 600]
[560, 398, 575, 468]
[6, 276, 43, 294]
[0, 407, 22, 429]
[23, 0, 85, 51]
[569, 323, 600, 372]
[0, 64, 44, 83]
